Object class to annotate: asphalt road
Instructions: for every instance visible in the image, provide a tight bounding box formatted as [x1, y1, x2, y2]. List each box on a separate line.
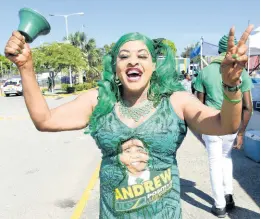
[0, 95, 101, 219]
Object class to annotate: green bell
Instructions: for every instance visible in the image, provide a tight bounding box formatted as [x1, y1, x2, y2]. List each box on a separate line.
[18, 8, 51, 43]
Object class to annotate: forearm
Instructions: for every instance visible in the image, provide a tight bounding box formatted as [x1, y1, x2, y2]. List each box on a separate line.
[220, 90, 242, 134]
[196, 91, 205, 104]
[238, 109, 252, 135]
[19, 64, 51, 129]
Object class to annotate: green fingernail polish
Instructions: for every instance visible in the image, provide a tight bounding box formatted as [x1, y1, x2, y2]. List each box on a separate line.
[232, 54, 238, 59]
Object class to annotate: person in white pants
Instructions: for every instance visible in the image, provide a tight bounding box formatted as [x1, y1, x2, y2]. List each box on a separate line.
[202, 134, 237, 208]
[194, 35, 253, 218]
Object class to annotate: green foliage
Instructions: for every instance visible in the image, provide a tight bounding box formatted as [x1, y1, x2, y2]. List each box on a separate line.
[0, 54, 19, 76]
[66, 32, 103, 83]
[41, 88, 48, 93]
[101, 42, 115, 55]
[61, 82, 96, 92]
[61, 83, 69, 91]
[32, 42, 87, 73]
[75, 83, 85, 91]
[181, 42, 201, 64]
[163, 39, 177, 55]
[0, 55, 11, 68]
[181, 44, 194, 58]
[66, 31, 86, 50]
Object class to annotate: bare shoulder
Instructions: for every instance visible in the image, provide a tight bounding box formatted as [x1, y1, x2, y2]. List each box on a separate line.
[170, 91, 200, 120]
[76, 88, 98, 109]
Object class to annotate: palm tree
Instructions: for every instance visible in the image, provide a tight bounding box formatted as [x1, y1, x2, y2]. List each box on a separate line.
[82, 38, 102, 81]
[65, 32, 102, 83]
[64, 31, 86, 50]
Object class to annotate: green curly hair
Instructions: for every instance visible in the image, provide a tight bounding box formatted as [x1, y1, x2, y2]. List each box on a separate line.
[86, 32, 185, 134]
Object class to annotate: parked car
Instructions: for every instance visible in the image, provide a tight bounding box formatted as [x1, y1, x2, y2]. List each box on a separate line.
[2, 78, 23, 97]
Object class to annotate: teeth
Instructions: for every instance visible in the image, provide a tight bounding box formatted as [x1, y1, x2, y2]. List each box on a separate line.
[127, 70, 141, 75]
[128, 70, 139, 74]
[131, 162, 140, 166]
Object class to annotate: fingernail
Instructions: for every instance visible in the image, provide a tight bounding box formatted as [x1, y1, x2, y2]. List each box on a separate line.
[232, 54, 238, 59]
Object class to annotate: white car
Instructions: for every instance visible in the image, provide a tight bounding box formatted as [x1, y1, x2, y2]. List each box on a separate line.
[2, 78, 23, 97]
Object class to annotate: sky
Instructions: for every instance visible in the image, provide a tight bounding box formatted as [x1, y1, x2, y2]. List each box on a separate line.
[0, 0, 260, 55]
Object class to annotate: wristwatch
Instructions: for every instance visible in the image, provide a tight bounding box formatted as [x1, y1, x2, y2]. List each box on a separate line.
[222, 76, 242, 92]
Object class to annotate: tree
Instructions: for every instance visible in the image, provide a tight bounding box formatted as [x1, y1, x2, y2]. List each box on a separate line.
[83, 38, 102, 82]
[32, 42, 87, 81]
[66, 32, 102, 83]
[181, 43, 202, 66]
[0, 54, 18, 77]
[65, 31, 86, 50]
[101, 42, 115, 56]
[181, 44, 195, 58]
[163, 39, 177, 55]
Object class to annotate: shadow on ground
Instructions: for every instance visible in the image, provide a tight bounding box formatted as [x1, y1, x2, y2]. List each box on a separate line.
[191, 129, 260, 207]
[232, 149, 260, 207]
[181, 178, 260, 219]
[180, 178, 213, 213]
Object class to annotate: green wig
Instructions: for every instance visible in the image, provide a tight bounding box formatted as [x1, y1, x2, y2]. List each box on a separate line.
[87, 32, 185, 134]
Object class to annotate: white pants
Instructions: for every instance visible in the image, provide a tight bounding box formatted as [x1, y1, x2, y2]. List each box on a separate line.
[202, 133, 237, 208]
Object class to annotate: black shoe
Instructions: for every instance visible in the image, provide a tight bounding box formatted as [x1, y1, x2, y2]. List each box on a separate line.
[211, 205, 227, 218]
[225, 194, 235, 210]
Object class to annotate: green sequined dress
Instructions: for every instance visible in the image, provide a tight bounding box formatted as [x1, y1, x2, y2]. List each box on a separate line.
[91, 97, 187, 219]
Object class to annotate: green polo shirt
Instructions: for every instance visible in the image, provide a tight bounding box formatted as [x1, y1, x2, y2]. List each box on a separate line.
[194, 62, 252, 110]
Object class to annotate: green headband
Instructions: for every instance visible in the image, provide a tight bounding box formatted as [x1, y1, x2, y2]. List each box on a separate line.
[218, 35, 238, 53]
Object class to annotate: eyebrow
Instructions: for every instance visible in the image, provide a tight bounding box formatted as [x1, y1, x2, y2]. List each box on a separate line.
[119, 49, 149, 54]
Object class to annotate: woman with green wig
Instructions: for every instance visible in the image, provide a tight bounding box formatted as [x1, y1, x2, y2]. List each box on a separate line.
[5, 25, 253, 218]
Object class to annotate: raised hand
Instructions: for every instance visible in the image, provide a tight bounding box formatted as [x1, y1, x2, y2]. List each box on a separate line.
[4, 31, 33, 69]
[221, 25, 254, 87]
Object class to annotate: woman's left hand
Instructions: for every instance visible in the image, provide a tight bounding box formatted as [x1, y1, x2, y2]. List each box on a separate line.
[221, 25, 254, 86]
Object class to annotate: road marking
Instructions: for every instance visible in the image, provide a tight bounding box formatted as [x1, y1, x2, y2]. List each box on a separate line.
[0, 115, 29, 121]
[71, 161, 101, 219]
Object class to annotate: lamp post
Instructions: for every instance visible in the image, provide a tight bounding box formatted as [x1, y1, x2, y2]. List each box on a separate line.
[49, 12, 84, 87]
[49, 12, 84, 40]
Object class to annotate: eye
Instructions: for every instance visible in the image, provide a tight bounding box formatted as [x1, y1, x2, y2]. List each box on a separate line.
[139, 55, 148, 59]
[119, 54, 129, 59]
[123, 148, 131, 153]
[137, 149, 144, 153]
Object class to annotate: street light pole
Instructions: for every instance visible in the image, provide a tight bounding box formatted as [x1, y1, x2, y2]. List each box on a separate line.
[49, 12, 84, 40]
[65, 16, 69, 40]
[49, 12, 84, 88]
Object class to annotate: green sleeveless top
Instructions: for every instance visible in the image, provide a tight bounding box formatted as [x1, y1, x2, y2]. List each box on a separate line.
[91, 97, 187, 219]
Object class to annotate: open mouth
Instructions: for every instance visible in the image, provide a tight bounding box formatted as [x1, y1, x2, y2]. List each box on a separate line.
[131, 161, 146, 167]
[131, 161, 141, 166]
[126, 68, 142, 82]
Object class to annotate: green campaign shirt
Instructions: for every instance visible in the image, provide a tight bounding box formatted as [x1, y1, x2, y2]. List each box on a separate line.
[194, 62, 252, 110]
[91, 97, 187, 219]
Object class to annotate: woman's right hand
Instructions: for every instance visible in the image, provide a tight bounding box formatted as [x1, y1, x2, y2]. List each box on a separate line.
[4, 31, 33, 69]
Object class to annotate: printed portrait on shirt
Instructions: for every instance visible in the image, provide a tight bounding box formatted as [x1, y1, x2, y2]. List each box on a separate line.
[115, 138, 172, 212]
